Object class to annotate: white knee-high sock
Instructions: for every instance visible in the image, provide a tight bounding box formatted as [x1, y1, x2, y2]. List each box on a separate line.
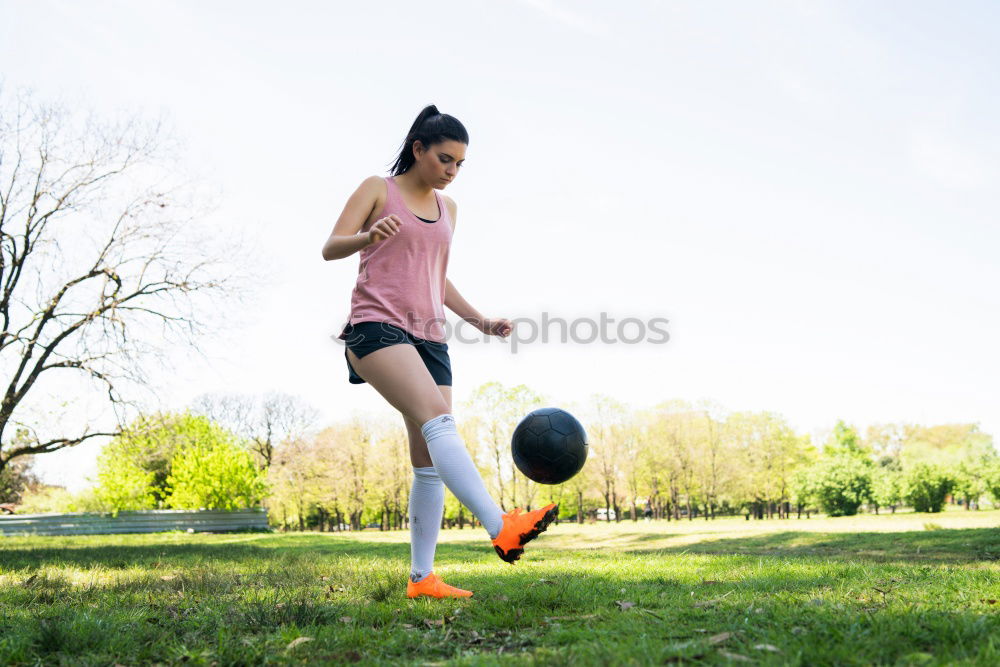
[420, 414, 504, 539]
[409, 466, 444, 583]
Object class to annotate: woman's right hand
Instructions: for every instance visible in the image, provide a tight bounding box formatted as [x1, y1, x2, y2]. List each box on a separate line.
[368, 214, 403, 245]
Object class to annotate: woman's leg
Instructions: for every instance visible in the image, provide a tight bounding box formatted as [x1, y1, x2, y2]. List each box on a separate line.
[347, 345, 503, 538]
[347, 345, 450, 425]
[404, 387, 449, 582]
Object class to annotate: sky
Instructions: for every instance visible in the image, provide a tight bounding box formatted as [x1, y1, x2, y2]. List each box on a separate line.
[1, 0, 998, 491]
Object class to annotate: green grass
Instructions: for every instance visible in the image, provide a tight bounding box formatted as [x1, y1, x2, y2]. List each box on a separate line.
[1, 509, 999, 665]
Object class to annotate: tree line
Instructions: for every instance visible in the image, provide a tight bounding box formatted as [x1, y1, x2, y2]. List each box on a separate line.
[7, 382, 999, 529]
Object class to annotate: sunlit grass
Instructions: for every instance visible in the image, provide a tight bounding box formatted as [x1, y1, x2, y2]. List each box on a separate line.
[1, 509, 998, 665]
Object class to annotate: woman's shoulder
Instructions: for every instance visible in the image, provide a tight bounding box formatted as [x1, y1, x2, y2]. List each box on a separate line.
[356, 174, 389, 210]
[359, 174, 389, 193]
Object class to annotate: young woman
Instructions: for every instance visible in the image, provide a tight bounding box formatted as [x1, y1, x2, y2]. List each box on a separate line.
[321, 105, 558, 599]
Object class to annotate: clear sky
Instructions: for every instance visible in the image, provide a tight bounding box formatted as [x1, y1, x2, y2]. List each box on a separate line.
[2, 0, 998, 490]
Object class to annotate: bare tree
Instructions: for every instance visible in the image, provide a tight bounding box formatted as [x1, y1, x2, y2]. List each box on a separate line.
[0, 85, 254, 475]
[585, 393, 628, 522]
[462, 381, 547, 511]
[190, 391, 320, 469]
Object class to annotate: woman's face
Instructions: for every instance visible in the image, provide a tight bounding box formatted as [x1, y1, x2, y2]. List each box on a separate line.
[413, 139, 466, 189]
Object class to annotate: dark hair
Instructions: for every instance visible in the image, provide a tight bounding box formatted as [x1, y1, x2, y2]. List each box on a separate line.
[388, 104, 469, 176]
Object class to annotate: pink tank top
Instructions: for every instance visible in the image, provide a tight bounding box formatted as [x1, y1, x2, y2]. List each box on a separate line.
[338, 176, 453, 343]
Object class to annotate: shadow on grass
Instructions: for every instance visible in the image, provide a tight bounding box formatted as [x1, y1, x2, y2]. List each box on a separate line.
[622, 527, 1000, 563]
[4, 529, 1000, 665]
[2, 525, 999, 574]
[0, 534, 492, 572]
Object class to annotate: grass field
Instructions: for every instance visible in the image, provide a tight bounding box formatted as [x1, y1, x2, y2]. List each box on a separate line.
[1, 509, 999, 665]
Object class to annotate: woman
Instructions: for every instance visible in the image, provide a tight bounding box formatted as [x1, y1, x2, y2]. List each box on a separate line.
[321, 105, 558, 599]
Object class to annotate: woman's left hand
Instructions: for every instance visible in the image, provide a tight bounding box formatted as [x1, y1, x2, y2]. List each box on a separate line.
[479, 317, 513, 338]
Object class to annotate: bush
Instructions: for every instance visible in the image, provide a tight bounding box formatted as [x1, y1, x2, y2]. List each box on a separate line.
[903, 463, 954, 513]
[16, 486, 107, 514]
[94, 411, 262, 512]
[165, 437, 268, 510]
[985, 462, 1000, 506]
[94, 454, 157, 512]
[871, 467, 903, 512]
[806, 455, 873, 517]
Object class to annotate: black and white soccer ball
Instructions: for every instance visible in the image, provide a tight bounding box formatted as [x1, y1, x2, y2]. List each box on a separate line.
[511, 408, 588, 485]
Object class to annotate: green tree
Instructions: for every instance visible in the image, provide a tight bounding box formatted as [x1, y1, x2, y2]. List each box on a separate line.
[806, 455, 873, 516]
[790, 467, 815, 515]
[902, 463, 954, 513]
[871, 466, 903, 513]
[94, 444, 157, 512]
[165, 436, 267, 510]
[825, 420, 871, 461]
[96, 411, 264, 512]
[985, 461, 1000, 508]
[952, 458, 990, 510]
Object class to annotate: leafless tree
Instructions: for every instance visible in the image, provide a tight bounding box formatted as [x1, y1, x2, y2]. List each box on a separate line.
[0, 85, 256, 475]
[189, 391, 320, 468]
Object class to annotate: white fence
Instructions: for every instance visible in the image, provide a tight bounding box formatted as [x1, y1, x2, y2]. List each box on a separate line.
[0, 508, 270, 536]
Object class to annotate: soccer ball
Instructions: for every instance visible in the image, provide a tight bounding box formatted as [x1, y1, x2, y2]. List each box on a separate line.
[511, 408, 588, 485]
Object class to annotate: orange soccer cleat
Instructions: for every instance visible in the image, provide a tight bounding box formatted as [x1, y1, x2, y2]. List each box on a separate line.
[491, 503, 559, 563]
[406, 572, 474, 599]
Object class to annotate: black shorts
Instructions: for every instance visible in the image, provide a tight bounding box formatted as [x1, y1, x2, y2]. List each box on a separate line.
[341, 321, 452, 387]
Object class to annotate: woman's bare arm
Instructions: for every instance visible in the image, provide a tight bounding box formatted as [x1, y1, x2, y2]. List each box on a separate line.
[321, 176, 383, 261]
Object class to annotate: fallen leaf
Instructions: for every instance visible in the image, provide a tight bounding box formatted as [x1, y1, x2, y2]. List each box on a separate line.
[160, 575, 177, 582]
[981, 599, 997, 605]
[339, 616, 353, 624]
[423, 618, 445, 628]
[616, 600, 636, 610]
[401, 623, 414, 629]
[754, 644, 781, 653]
[496, 594, 510, 602]
[23, 574, 37, 586]
[286, 637, 313, 651]
[717, 650, 753, 662]
[319, 576, 330, 581]
[708, 632, 733, 645]
[694, 599, 721, 608]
